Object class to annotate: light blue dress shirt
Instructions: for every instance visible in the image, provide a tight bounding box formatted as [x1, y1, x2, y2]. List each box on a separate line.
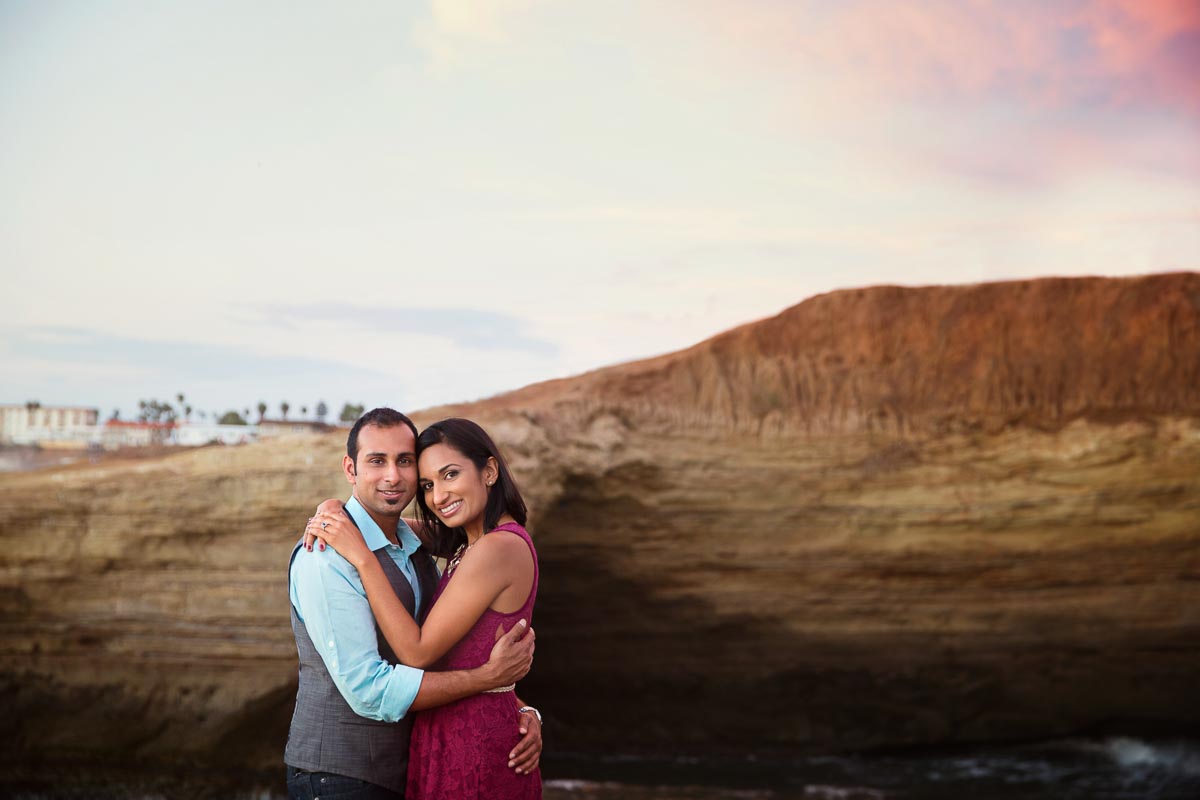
[289, 496, 427, 722]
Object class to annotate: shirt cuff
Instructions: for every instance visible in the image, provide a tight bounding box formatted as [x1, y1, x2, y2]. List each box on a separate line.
[378, 662, 425, 721]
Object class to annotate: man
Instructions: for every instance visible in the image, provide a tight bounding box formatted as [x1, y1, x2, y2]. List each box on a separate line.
[286, 407, 541, 799]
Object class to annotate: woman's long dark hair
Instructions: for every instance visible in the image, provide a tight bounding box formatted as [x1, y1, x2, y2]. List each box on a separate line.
[415, 418, 528, 559]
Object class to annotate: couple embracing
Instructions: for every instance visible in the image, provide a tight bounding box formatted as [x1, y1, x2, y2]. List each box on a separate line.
[285, 408, 543, 799]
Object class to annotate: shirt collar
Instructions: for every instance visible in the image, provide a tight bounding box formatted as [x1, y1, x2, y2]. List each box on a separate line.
[344, 495, 422, 556]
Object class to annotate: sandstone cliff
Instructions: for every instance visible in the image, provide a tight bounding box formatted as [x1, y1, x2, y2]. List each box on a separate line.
[2, 273, 1198, 771]
[467, 273, 1200, 435]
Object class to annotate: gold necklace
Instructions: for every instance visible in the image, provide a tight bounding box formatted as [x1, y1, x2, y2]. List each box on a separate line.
[446, 540, 475, 575]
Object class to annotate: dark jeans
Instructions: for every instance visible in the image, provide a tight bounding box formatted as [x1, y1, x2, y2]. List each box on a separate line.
[286, 766, 405, 800]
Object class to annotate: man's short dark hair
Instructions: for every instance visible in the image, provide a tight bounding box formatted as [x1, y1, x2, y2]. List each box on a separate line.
[346, 407, 419, 462]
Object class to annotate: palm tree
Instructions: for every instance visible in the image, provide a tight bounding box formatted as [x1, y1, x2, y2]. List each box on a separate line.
[316, 401, 328, 422]
[257, 402, 267, 422]
[281, 401, 290, 420]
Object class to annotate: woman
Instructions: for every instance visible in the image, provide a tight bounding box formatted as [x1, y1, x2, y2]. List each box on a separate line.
[307, 418, 541, 800]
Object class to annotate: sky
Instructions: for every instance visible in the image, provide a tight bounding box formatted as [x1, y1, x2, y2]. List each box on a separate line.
[2, 0, 1197, 422]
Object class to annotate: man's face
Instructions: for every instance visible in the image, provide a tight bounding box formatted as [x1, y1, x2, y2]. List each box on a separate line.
[343, 423, 418, 525]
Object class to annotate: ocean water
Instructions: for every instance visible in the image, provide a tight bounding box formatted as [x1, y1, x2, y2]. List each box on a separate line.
[7, 737, 1200, 799]
[542, 738, 1200, 800]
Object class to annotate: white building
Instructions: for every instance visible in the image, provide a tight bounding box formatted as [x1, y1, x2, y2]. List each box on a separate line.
[0, 404, 100, 446]
[174, 422, 257, 446]
[2, 405, 266, 450]
[257, 419, 333, 439]
[101, 420, 176, 448]
[102, 420, 261, 448]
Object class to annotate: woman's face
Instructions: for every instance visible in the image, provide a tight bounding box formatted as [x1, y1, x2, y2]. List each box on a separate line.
[418, 442, 496, 529]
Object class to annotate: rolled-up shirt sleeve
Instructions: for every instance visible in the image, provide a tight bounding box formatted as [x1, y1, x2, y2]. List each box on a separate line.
[290, 548, 424, 721]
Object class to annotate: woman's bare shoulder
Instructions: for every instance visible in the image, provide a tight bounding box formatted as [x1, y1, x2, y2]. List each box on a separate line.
[468, 528, 532, 565]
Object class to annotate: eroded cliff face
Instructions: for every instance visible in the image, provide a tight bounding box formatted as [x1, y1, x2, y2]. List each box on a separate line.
[473, 273, 1200, 436]
[517, 418, 1200, 751]
[0, 439, 350, 767]
[2, 274, 1198, 768]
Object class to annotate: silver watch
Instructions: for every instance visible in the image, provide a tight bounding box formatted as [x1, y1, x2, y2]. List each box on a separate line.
[517, 705, 542, 724]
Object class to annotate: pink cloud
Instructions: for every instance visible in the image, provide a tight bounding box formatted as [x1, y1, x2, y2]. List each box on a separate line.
[681, 0, 1199, 182]
[684, 0, 1199, 113]
[819, 0, 1200, 114]
[859, 0, 1195, 113]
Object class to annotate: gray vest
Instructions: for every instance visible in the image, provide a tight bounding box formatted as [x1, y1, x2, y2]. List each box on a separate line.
[285, 533, 440, 795]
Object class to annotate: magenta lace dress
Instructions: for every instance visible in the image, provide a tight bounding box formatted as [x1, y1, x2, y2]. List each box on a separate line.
[406, 522, 542, 799]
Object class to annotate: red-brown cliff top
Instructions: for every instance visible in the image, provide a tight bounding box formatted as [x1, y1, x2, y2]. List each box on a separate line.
[446, 273, 1200, 434]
